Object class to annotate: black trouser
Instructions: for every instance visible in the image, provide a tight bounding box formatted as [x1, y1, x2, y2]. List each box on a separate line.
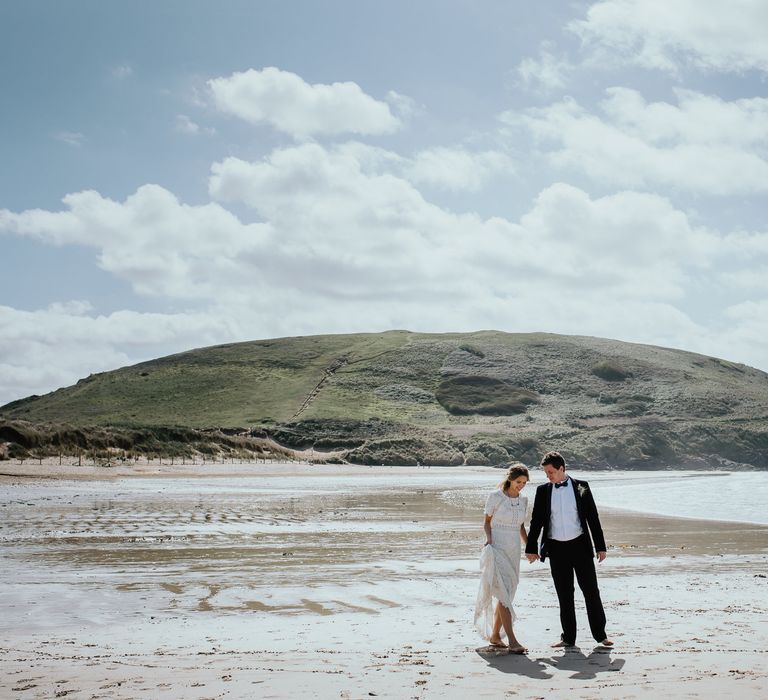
[547, 534, 606, 644]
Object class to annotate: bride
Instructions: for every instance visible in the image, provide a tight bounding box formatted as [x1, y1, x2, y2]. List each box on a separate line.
[474, 463, 530, 653]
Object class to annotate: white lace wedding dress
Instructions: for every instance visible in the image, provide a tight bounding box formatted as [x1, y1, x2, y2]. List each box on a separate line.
[474, 489, 528, 641]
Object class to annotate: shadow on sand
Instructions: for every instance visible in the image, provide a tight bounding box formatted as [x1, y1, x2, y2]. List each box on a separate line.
[475, 646, 552, 680]
[476, 644, 625, 680]
[542, 645, 625, 679]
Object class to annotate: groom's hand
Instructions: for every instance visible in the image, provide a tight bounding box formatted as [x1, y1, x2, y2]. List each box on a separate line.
[596, 551, 607, 562]
[526, 553, 539, 563]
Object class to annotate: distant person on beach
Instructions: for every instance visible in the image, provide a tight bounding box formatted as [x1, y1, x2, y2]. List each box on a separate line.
[474, 463, 530, 653]
[525, 451, 614, 648]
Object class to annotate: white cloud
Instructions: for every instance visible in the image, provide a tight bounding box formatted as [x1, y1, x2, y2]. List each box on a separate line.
[0, 185, 272, 301]
[404, 147, 514, 192]
[504, 88, 768, 195]
[722, 231, 768, 256]
[0, 143, 709, 312]
[174, 114, 215, 136]
[207, 143, 744, 309]
[53, 131, 85, 147]
[602, 88, 768, 147]
[719, 267, 768, 290]
[208, 143, 453, 287]
[47, 300, 94, 316]
[207, 67, 401, 139]
[718, 299, 768, 367]
[516, 46, 571, 92]
[2, 142, 758, 314]
[175, 114, 200, 134]
[570, 0, 768, 74]
[724, 299, 768, 331]
[386, 90, 422, 120]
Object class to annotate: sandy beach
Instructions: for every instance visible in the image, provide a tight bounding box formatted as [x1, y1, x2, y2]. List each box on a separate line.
[1, 462, 767, 699]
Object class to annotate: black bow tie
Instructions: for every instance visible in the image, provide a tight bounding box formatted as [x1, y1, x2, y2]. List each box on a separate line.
[554, 480, 568, 489]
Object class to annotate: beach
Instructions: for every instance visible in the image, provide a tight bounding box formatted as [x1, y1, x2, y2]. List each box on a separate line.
[1, 463, 767, 699]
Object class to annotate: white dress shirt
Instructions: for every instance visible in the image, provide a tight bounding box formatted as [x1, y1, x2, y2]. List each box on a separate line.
[549, 477, 583, 541]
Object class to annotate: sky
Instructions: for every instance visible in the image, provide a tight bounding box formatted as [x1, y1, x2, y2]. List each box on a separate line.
[1, 0, 768, 405]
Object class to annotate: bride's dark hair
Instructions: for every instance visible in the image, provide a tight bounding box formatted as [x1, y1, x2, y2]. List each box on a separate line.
[500, 463, 529, 491]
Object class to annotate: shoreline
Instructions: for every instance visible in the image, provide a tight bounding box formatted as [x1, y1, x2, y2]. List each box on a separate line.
[3, 455, 766, 474]
[0, 459, 455, 481]
[600, 503, 768, 529]
[2, 460, 768, 530]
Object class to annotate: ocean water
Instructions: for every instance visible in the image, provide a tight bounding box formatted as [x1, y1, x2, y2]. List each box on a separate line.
[114, 468, 768, 526]
[431, 469, 768, 527]
[573, 470, 768, 526]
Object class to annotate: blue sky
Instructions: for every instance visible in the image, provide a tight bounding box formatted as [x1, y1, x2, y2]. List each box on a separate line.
[2, 0, 768, 404]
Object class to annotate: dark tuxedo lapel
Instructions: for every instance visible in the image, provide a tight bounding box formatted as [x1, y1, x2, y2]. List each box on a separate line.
[572, 478, 587, 523]
[540, 482, 553, 559]
[570, 477, 600, 551]
[573, 478, 598, 522]
[542, 482, 553, 537]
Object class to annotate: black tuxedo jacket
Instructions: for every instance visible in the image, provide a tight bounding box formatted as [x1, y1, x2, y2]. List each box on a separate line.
[525, 478, 606, 562]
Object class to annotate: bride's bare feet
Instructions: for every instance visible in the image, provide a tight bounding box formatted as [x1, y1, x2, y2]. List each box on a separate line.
[507, 644, 528, 654]
[488, 637, 506, 647]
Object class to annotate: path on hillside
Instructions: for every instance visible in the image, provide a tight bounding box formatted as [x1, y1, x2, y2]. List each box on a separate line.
[291, 356, 350, 420]
[290, 346, 407, 421]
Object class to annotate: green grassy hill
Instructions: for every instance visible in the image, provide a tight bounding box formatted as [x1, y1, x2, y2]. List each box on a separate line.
[2, 330, 767, 468]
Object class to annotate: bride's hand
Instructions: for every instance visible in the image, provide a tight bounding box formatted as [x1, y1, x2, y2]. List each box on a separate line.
[484, 540, 492, 547]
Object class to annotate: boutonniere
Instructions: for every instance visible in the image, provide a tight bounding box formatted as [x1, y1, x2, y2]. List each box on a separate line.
[577, 484, 588, 497]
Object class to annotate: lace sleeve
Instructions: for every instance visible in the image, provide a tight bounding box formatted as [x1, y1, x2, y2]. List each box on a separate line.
[483, 491, 501, 517]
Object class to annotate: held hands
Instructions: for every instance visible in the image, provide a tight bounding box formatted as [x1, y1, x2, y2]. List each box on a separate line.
[525, 552, 605, 562]
[484, 540, 492, 547]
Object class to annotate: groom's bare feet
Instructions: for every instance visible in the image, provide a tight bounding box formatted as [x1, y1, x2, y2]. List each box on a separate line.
[598, 638, 614, 647]
[551, 639, 575, 648]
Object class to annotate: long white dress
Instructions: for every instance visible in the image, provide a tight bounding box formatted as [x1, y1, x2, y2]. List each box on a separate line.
[474, 489, 528, 641]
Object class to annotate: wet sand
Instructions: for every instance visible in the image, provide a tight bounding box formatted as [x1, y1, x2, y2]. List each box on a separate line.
[1, 463, 767, 699]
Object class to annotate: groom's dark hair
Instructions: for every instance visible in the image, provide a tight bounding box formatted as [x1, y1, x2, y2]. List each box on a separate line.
[541, 451, 566, 470]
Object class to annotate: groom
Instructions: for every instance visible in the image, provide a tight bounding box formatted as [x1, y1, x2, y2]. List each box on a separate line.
[525, 451, 613, 648]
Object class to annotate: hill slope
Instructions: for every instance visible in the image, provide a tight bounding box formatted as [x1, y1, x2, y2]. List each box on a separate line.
[2, 331, 767, 468]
